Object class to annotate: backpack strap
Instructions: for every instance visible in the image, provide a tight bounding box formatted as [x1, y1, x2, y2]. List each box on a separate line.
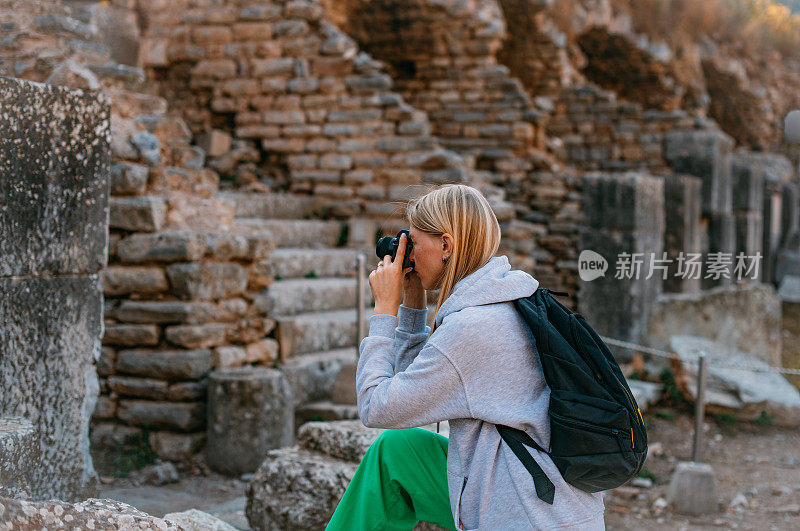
[495, 424, 555, 504]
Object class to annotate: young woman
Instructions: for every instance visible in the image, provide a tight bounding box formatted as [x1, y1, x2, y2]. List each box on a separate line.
[326, 184, 605, 530]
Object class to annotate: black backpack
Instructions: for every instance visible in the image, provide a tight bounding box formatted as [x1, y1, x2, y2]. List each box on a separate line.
[495, 288, 648, 504]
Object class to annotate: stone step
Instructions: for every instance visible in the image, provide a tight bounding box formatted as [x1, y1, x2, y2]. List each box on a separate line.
[266, 277, 375, 316]
[267, 247, 367, 280]
[278, 348, 357, 408]
[295, 401, 360, 432]
[232, 218, 345, 248]
[219, 192, 324, 220]
[275, 303, 438, 360]
[275, 307, 373, 359]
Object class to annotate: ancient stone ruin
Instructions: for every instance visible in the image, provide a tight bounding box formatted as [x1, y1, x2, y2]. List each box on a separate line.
[1, 0, 800, 528]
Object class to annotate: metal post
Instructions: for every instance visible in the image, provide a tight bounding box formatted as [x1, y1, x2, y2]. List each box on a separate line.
[356, 253, 366, 358]
[692, 351, 707, 462]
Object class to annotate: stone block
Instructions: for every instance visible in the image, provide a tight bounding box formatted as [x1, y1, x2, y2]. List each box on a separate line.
[278, 349, 354, 407]
[165, 323, 229, 349]
[704, 212, 736, 289]
[116, 231, 207, 263]
[149, 431, 205, 461]
[206, 367, 294, 475]
[114, 300, 216, 324]
[579, 173, 664, 350]
[115, 348, 212, 380]
[581, 172, 664, 233]
[103, 324, 160, 346]
[731, 153, 764, 212]
[198, 129, 232, 157]
[212, 346, 248, 369]
[110, 162, 149, 195]
[246, 446, 354, 530]
[166, 380, 207, 401]
[666, 462, 717, 515]
[646, 282, 782, 367]
[109, 196, 167, 231]
[663, 174, 702, 293]
[0, 76, 110, 277]
[0, 416, 37, 499]
[664, 130, 734, 216]
[117, 399, 205, 431]
[107, 375, 168, 399]
[0, 276, 103, 501]
[101, 266, 169, 296]
[166, 262, 248, 300]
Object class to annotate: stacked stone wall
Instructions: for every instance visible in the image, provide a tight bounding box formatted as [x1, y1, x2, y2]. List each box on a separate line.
[139, 0, 463, 222]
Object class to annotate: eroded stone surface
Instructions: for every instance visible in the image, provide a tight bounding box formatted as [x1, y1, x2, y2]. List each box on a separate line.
[0, 75, 110, 277]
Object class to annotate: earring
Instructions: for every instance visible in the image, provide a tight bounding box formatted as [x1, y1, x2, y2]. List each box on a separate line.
[442, 255, 450, 263]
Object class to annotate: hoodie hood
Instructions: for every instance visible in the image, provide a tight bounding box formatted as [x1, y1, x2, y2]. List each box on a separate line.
[435, 255, 539, 327]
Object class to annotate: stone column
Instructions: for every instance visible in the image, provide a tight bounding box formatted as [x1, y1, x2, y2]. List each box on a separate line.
[0, 76, 110, 501]
[579, 172, 665, 356]
[663, 174, 702, 293]
[664, 129, 736, 289]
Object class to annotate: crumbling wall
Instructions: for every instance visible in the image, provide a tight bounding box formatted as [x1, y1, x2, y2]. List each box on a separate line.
[139, 0, 457, 218]
[0, 75, 109, 501]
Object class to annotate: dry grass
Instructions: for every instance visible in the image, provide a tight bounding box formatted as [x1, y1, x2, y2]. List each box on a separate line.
[552, 0, 800, 58]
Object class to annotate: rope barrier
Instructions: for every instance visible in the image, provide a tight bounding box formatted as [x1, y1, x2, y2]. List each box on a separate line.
[600, 336, 800, 376]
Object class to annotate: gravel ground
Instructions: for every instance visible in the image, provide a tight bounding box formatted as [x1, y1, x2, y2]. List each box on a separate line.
[605, 410, 800, 530]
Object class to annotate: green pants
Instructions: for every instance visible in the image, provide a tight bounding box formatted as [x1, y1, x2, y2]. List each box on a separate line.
[325, 427, 457, 531]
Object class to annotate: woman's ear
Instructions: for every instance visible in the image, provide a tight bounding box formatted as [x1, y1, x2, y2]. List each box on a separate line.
[442, 233, 454, 253]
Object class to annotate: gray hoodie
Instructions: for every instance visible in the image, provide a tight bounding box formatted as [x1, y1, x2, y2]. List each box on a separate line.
[357, 255, 605, 530]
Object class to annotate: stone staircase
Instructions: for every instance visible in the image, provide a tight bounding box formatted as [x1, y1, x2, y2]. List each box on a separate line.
[222, 192, 439, 433]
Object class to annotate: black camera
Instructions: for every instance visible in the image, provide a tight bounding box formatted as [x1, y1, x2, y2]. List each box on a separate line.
[376, 229, 414, 269]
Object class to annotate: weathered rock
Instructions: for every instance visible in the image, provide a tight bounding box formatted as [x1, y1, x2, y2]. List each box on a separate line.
[0, 275, 104, 501]
[114, 300, 217, 324]
[165, 324, 229, 349]
[108, 375, 169, 399]
[141, 461, 179, 485]
[149, 431, 205, 461]
[109, 162, 149, 195]
[116, 349, 212, 380]
[163, 508, 238, 530]
[109, 196, 168, 232]
[212, 346, 248, 369]
[666, 462, 718, 515]
[116, 231, 207, 263]
[0, 416, 38, 500]
[646, 283, 782, 367]
[101, 266, 169, 296]
[278, 349, 355, 407]
[579, 172, 664, 351]
[206, 367, 294, 475]
[296, 419, 382, 462]
[166, 262, 248, 300]
[117, 399, 206, 431]
[246, 446, 355, 531]
[628, 380, 663, 411]
[669, 335, 800, 426]
[0, 76, 109, 278]
[0, 497, 181, 529]
[103, 324, 160, 346]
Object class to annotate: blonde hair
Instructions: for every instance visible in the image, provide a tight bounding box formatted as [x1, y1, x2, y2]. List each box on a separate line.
[405, 184, 501, 338]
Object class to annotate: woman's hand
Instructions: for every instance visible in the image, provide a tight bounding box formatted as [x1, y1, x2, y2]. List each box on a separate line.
[402, 268, 426, 309]
[369, 233, 414, 316]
